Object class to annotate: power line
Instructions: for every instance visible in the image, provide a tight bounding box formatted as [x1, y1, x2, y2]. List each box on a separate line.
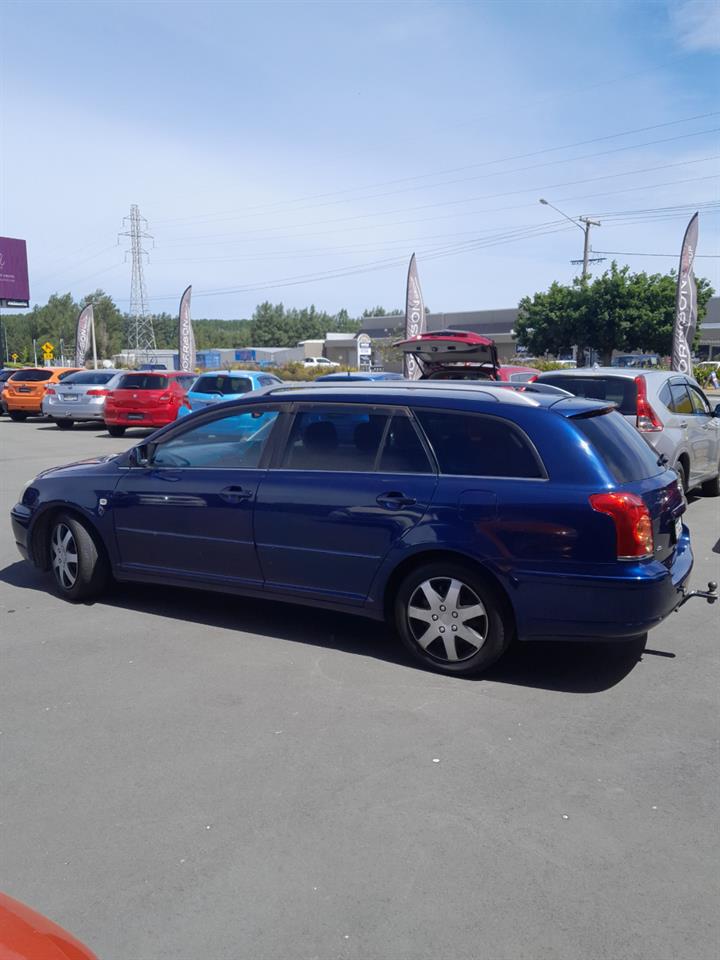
[593, 250, 720, 258]
[160, 157, 719, 245]
[153, 111, 719, 226]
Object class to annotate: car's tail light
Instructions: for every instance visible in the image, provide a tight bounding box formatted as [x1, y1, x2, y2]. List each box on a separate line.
[87, 389, 109, 396]
[158, 392, 172, 402]
[590, 492, 654, 559]
[635, 375, 662, 432]
[45, 387, 56, 395]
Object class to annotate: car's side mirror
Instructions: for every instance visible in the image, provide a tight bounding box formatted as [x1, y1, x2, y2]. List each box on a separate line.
[130, 443, 153, 467]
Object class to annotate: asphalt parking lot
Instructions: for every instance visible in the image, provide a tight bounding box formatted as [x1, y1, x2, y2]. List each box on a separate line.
[1, 417, 718, 960]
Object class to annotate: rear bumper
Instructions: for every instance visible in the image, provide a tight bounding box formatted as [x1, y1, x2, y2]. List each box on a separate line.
[6, 397, 43, 413]
[43, 398, 107, 421]
[105, 410, 176, 427]
[515, 531, 694, 641]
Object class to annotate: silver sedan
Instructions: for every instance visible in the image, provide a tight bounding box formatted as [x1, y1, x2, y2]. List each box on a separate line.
[42, 369, 123, 428]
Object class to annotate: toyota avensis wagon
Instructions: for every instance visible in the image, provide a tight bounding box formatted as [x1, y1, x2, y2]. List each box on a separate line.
[11, 382, 707, 677]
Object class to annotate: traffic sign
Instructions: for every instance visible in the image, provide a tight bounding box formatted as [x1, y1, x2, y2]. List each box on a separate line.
[11, 352, 18, 362]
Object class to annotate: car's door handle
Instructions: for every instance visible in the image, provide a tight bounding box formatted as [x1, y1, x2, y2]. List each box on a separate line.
[220, 485, 254, 503]
[678, 421, 688, 428]
[376, 492, 417, 508]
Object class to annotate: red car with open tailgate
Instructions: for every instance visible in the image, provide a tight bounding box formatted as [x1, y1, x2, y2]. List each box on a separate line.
[104, 371, 195, 436]
[394, 330, 538, 382]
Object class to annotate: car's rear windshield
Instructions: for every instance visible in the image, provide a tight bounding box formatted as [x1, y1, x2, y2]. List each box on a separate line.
[61, 371, 117, 385]
[573, 410, 663, 483]
[117, 374, 169, 390]
[193, 375, 252, 395]
[11, 369, 52, 382]
[541, 375, 637, 415]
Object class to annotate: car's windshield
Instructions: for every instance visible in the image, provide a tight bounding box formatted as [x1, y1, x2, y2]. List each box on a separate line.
[573, 410, 663, 483]
[541, 375, 638, 415]
[192, 375, 252, 395]
[117, 374, 169, 390]
[61, 371, 118, 385]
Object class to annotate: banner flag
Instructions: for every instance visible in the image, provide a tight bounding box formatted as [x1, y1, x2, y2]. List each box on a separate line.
[404, 253, 426, 379]
[74, 304, 94, 367]
[671, 213, 699, 373]
[178, 284, 196, 372]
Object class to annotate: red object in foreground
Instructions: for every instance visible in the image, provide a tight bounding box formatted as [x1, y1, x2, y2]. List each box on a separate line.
[589, 491, 655, 559]
[0, 892, 98, 960]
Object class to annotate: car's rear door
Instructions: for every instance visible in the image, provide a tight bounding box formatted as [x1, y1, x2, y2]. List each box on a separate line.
[254, 403, 438, 604]
[112, 405, 281, 587]
[687, 381, 719, 478]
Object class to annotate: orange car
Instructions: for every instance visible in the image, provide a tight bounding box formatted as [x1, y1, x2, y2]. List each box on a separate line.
[4, 367, 82, 421]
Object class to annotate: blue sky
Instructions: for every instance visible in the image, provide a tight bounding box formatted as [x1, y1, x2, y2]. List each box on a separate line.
[1, 0, 718, 319]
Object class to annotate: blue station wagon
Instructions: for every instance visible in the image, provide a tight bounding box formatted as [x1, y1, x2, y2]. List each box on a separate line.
[10, 382, 707, 676]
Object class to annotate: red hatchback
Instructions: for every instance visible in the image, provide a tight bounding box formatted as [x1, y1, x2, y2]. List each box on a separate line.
[104, 371, 195, 436]
[394, 330, 538, 382]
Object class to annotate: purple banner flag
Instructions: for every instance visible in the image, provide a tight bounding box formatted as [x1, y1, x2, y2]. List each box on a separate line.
[178, 284, 196, 373]
[404, 253, 426, 380]
[74, 304, 94, 367]
[0, 237, 30, 305]
[671, 213, 699, 374]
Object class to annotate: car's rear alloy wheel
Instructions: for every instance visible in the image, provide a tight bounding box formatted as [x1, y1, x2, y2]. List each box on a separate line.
[49, 514, 108, 602]
[55, 418, 74, 430]
[395, 562, 509, 676]
[701, 461, 720, 497]
[674, 460, 689, 494]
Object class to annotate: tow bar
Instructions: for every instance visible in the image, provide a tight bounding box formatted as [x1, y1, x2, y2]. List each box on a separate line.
[676, 580, 718, 608]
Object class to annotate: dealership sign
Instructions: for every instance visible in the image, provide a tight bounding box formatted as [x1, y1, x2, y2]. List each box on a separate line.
[0, 237, 30, 307]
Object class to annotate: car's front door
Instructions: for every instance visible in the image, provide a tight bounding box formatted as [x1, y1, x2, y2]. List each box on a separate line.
[254, 404, 438, 604]
[112, 406, 280, 587]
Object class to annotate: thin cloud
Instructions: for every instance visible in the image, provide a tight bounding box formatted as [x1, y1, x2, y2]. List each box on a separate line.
[669, 0, 720, 51]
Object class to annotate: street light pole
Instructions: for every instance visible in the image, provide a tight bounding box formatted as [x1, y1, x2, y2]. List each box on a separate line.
[539, 198, 601, 281]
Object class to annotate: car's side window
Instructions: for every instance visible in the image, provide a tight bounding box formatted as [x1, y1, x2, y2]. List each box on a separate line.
[669, 382, 693, 415]
[688, 385, 711, 416]
[378, 415, 434, 474]
[280, 406, 390, 472]
[415, 410, 544, 478]
[152, 409, 279, 469]
[658, 383, 673, 409]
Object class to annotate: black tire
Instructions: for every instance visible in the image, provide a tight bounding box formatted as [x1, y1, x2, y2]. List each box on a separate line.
[9, 411, 27, 422]
[48, 513, 109, 602]
[701, 465, 720, 497]
[674, 459, 689, 494]
[55, 418, 74, 430]
[107, 425, 126, 437]
[394, 561, 510, 677]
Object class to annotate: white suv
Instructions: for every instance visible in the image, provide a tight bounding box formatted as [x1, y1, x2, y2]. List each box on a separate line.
[302, 357, 340, 368]
[537, 368, 720, 495]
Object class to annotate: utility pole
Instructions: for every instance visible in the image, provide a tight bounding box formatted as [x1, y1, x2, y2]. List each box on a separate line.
[119, 204, 156, 363]
[539, 199, 603, 279]
[579, 216, 602, 280]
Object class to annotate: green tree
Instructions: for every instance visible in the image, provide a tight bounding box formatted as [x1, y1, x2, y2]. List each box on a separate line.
[516, 264, 714, 365]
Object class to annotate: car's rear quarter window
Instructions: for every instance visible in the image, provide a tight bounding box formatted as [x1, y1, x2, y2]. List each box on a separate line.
[572, 410, 663, 483]
[415, 410, 543, 478]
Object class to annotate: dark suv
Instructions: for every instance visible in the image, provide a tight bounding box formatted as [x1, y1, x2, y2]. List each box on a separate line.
[11, 382, 701, 676]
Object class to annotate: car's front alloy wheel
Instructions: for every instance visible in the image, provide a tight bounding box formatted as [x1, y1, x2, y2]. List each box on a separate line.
[395, 562, 510, 676]
[49, 513, 108, 602]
